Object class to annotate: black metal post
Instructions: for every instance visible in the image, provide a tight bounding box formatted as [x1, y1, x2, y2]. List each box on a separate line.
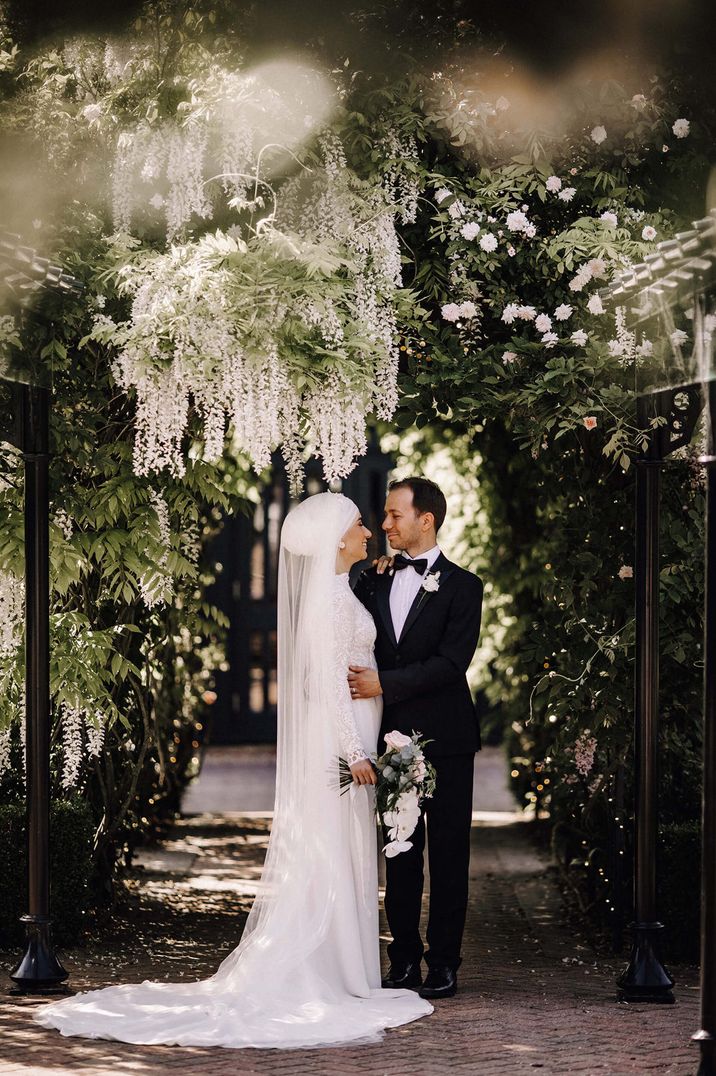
[9, 382, 68, 994]
[694, 380, 716, 1072]
[617, 447, 674, 1003]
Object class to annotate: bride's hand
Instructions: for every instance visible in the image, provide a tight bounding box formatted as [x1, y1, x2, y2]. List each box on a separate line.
[350, 759, 377, 786]
[372, 555, 395, 575]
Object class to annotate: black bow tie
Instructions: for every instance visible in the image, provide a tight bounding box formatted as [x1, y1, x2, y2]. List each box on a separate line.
[393, 554, 429, 574]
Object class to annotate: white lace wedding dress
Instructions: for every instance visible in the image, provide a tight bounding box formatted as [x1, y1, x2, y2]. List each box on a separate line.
[34, 494, 432, 1050]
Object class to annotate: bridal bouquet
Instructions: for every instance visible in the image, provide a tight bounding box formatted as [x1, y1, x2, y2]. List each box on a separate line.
[338, 730, 436, 857]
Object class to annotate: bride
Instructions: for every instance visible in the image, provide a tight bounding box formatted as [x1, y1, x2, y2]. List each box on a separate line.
[33, 492, 433, 1049]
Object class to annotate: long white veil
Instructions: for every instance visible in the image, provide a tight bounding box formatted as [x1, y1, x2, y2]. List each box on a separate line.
[209, 491, 360, 992]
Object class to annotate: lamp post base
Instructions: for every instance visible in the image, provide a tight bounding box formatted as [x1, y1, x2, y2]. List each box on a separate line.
[693, 1030, 716, 1076]
[617, 921, 675, 1003]
[9, 915, 69, 995]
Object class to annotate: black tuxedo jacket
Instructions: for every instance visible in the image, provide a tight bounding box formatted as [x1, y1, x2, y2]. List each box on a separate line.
[353, 552, 483, 758]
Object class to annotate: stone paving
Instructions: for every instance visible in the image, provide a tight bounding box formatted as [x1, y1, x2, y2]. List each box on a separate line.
[0, 747, 701, 1075]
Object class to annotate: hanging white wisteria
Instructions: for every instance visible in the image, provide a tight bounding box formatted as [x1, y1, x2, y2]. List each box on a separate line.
[96, 124, 412, 491]
[0, 569, 23, 658]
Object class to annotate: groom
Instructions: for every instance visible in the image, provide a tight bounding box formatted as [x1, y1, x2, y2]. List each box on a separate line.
[349, 477, 483, 999]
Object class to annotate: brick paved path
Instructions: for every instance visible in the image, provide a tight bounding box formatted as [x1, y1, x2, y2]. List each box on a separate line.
[1, 749, 701, 1075]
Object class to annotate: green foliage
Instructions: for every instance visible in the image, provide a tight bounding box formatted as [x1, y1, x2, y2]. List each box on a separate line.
[0, 796, 94, 946]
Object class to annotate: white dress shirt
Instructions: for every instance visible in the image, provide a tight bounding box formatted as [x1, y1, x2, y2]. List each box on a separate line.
[389, 545, 441, 640]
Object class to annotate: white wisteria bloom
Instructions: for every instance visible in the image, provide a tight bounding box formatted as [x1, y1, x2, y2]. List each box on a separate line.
[558, 187, 576, 202]
[591, 125, 607, 144]
[0, 570, 23, 657]
[546, 175, 562, 193]
[479, 233, 498, 252]
[434, 187, 452, 204]
[672, 118, 690, 138]
[570, 329, 588, 346]
[608, 339, 625, 357]
[541, 331, 559, 348]
[535, 313, 553, 333]
[600, 211, 618, 227]
[554, 304, 573, 321]
[587, 294, 605, 315]
[641, 225, 657, 241]
[460, 221, 481, 240]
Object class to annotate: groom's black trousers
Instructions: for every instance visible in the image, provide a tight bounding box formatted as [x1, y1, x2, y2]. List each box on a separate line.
[384, 752, 474, 971]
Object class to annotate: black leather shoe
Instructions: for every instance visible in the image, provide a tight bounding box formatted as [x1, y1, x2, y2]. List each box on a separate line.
[419, 965, 457, 999]
[381, 962, 423, 990]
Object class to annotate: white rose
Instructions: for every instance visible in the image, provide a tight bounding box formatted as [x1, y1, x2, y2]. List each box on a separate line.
[570, 330, 588, 346]
[460, 221, 481, 240]
[672, 118, 690, 139]
[441, 303, 462, 322]
[535, 313, 552, 333]
[479, 233, 498, 252]
[546, 175, 562, 193]
[641, 225, 657, 241]
[591, 125, 607, 145]
[600, 211, 618, 227]
[384, 730, 413, 751]
[554, 304, 573, 321]
[587, 294, 605, 315]
[558, 187, 576, 202]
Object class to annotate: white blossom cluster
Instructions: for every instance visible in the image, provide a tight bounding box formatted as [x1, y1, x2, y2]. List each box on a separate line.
[381, 128, 420, 224]
[113, 121, 212, 240]
[60, 702, 109, 788]
[0, 570, 23, 657]
[0, 724, 11, 781]
[569, 257, 607, 293]
[139, 490, 175, 609]
[105, 128, 407, 491]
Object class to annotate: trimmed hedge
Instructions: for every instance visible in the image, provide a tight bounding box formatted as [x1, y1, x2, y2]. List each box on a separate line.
[0, 796, 95, 948]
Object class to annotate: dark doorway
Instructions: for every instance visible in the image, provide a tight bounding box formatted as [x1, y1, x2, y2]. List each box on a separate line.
[208, 433, 393, 744]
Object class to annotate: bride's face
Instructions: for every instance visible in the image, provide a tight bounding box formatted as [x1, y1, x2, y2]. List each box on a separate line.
[339, 515, 372, 568]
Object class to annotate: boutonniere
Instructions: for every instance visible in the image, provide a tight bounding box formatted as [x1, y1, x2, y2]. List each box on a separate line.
[421, 570, 441, 594]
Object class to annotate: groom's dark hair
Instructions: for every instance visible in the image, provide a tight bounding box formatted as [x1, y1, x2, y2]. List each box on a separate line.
[388, 477, 447, 533]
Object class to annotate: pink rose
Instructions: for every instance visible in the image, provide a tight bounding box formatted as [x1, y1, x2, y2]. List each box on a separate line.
[384, 730, 413, 750]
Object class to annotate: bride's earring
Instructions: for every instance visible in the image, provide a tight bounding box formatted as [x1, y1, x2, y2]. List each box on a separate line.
[339, 542, 346, 549]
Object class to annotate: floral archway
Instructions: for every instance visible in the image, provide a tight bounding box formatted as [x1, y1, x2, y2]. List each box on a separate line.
[0, 1, 711, 949]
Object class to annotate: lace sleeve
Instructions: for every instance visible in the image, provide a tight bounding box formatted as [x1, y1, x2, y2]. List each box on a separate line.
[333, 578, 368, 766]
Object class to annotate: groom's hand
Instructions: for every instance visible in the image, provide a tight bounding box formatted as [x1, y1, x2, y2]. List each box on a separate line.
[348, 666, 383, 699]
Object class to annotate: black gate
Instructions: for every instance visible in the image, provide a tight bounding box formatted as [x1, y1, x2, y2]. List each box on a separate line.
[208, 434, 393, 744]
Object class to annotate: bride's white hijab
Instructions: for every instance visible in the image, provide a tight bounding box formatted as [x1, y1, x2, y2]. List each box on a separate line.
[209, 491, 361, 988]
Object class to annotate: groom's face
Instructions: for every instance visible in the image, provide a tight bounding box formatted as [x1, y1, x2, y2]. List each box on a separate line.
[383, 487, 429, 551]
